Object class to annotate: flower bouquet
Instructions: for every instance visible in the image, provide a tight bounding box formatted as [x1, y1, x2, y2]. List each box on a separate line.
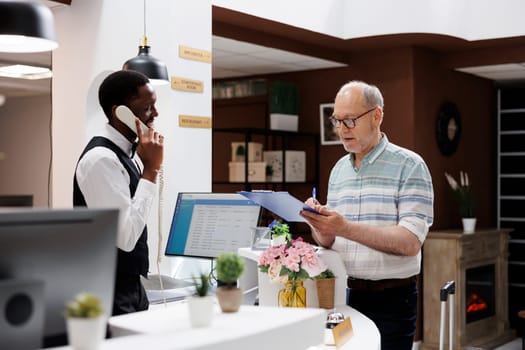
[258, 237, 328, 307]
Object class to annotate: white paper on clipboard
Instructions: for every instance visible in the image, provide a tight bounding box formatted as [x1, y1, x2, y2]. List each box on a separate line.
[238, 191, 319, 222]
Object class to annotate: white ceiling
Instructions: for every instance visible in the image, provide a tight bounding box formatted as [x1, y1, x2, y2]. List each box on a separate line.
[212, 36, 346, 79]
[456, 63, 525, 81]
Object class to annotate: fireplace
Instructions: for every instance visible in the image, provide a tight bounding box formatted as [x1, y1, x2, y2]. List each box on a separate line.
[421, 229, 515, 350]
[466, 264, 495, 324]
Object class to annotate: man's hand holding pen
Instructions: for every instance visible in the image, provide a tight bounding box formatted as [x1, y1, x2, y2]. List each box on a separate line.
[301, 188, 345, 248]
[308, 186, 321, 206]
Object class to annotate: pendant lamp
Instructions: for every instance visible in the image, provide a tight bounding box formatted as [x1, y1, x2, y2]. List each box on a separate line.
[0, 1, 58, 53]
[123, 0, 169, 85]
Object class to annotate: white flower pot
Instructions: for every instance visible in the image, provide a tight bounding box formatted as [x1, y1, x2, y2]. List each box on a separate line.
[66, 316, 106, 350]
[187, 295, 214, 327]
[462, 218, 477, 234]
[271, 235, 287, 246]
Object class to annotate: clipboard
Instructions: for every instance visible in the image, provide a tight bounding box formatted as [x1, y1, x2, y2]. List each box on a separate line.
[238, 191, 319, 222]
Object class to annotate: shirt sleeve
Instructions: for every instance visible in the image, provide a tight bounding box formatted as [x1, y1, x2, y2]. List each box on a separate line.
[398, 159, 434, 243]
[76, 147, 157, 252]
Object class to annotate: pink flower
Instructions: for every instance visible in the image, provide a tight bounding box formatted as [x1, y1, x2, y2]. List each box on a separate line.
[258, 235, 330, 284]
[268, 260, 288, 284]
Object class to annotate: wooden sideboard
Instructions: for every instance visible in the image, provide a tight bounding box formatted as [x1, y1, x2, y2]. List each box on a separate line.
[421, 229, 515, 350]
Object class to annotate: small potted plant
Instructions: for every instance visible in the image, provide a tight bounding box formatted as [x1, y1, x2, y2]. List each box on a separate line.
[64, 293, 105, 350]
[187, 273, 214, 327]
[215, 252, 245, 312]
[235, 144, 245, 162]
[314, 269, 336, 309]
[445, 171, 476, 233]
[269, 219, 291, 246]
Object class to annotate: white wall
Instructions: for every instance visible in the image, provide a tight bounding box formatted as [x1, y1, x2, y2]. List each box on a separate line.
[212, 0, 525, 41]
[52, 0, 212, 276]
[0, 94, 51, 207]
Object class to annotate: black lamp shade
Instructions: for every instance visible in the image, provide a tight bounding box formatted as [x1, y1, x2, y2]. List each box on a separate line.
[123, 45, 169, 84]
[0, 1, 58, 52]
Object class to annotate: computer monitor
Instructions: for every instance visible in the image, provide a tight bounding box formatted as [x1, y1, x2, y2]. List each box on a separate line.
[0, 208, 118, 349]
[0, 195, 33, 207]
[165, 193, 261, 259]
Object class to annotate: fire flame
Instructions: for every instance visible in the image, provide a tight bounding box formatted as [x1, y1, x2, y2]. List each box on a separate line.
[466, 293, 488, 313]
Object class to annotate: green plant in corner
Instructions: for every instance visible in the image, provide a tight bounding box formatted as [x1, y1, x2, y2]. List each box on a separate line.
[216, 252, 245, 288]
[192, 273, 211, 297]
[65, 293, 103, 318]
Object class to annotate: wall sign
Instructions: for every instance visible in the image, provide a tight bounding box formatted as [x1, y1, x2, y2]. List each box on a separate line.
[178, 115, 211, 129]
[171, 77, 203, 92]
[179, 45, 212, 63]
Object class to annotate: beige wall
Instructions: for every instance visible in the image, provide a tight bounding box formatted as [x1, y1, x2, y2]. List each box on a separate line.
[0, 94, 52, 207]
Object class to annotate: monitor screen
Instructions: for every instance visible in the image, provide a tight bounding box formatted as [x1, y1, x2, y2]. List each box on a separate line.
[165, 193, 261, 259]
[0, 208, 118, 348]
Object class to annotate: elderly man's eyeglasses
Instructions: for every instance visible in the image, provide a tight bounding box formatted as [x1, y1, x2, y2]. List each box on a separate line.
[329, 107, 377, 129]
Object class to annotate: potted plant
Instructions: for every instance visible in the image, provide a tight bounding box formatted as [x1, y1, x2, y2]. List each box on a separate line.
[268, 219, 291, 246]
[235, 144, 245, 162]
[187, 273, 214, 327]
[445, 171, 476, 233]
[64, 293, 106, 350]
[314, 269, 336, 309]
[215, 252, 245, 312]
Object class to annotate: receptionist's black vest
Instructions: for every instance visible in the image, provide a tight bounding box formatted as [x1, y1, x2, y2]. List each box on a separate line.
[73, 136, 149, 278]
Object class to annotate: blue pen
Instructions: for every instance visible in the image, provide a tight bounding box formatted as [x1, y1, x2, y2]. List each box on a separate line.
[312, 187, 318, 204]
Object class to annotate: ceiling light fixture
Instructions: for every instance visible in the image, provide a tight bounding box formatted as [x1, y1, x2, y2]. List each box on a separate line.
[0, 64, 52, 80]
[123, 0, 169, 85]
[0, 1, 58, 53]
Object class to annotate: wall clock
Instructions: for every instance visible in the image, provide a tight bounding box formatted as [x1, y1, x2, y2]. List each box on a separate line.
[436, 102, 461, 156]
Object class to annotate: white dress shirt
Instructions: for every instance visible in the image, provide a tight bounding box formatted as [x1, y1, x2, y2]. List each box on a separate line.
[76, 124, 157, 252]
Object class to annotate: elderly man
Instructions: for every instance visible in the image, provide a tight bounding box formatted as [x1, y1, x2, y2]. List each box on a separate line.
[301, 81, 434, 350]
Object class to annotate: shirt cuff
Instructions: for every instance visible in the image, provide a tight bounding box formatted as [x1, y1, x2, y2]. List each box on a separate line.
[399, 217, 429, 243]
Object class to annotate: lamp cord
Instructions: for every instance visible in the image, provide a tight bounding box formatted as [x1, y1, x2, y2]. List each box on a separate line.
[156, 166, 166, 306]
[143, 0, 146, 38]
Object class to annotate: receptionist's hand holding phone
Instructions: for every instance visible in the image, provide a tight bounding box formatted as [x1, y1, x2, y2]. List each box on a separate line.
[116, 105, 164, 183]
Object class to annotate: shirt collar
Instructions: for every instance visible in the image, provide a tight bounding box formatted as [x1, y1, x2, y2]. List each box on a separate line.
[102, 124, 135, 157]
[349, 133, 389, 167]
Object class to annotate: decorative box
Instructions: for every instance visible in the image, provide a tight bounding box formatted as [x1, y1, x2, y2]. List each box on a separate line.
[263, 151, 306, 182]
[230, 142, 263, 162]
[228, 162, 266, 182]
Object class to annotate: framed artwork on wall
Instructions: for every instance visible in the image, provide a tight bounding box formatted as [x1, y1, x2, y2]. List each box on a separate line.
[319, 103, 340, 145]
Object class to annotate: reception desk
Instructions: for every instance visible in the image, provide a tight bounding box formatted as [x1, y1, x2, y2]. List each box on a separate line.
[48, 246, 380, 349]
[108, 302, 380, 350]
[48, 296, 380, 350]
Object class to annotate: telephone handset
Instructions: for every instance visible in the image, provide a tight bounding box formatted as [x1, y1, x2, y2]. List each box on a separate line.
[115, 105, 149, 136]
[116, 105, 168, 301]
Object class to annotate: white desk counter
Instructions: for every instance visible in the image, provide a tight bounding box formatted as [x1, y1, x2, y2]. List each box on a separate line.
[48, 245, 380, 350]
[107, 302, 325, 350]
[48, 301, 379, 350]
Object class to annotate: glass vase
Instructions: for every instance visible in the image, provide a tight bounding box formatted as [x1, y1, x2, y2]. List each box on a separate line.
[278, 280, 306, 308]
